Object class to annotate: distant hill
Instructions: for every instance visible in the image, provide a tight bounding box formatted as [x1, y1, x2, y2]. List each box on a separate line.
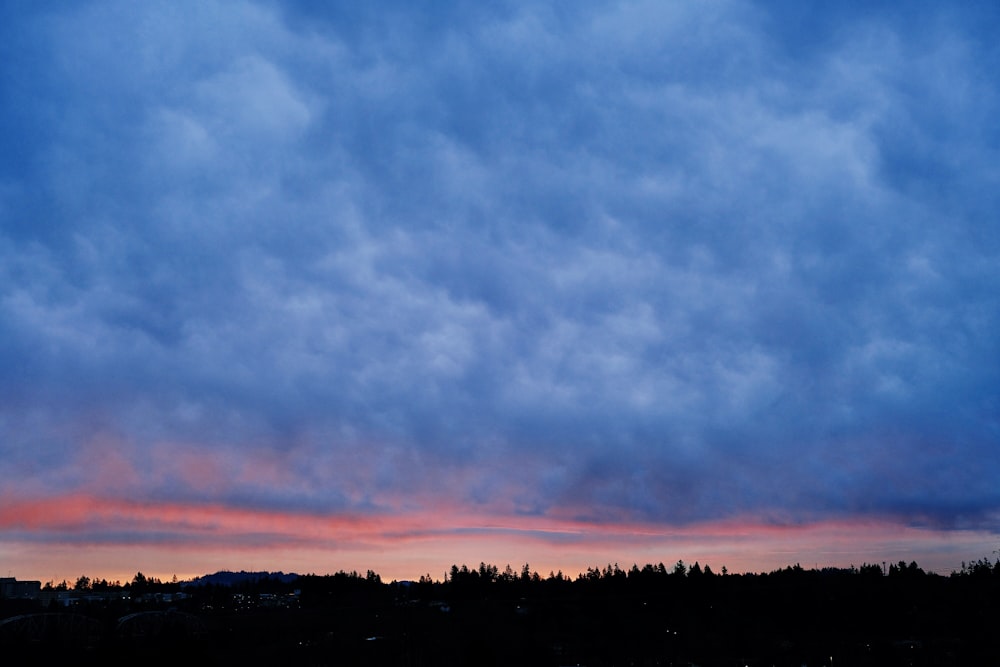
[182, 570, 300, 587]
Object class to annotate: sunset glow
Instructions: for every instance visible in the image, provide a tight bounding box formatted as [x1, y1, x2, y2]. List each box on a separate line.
[2, 1, 998, 585]
[3, 493, 996, 583]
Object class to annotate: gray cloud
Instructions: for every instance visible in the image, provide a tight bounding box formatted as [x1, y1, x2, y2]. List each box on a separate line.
[1, 0, 998, 535]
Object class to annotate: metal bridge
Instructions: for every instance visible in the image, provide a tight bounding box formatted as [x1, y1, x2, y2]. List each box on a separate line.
[0, 613, 104, 646]
[116, 610, 208, 640]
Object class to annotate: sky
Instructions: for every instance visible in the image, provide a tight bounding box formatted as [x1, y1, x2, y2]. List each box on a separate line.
[1, 0, 999, 584]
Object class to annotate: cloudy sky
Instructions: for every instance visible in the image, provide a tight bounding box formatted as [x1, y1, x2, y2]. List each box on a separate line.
[2, 0, 998, 581]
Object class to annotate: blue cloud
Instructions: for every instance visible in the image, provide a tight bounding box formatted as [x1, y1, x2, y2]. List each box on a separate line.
[1, 0, 998, 536]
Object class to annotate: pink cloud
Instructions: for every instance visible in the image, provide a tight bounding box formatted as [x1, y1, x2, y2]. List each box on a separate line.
[3, 493, 997, 584]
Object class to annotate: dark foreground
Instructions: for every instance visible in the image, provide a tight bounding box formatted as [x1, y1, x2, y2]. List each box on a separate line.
[3, 561, 999, 665]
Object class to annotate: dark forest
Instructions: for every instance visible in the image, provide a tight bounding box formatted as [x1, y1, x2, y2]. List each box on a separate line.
[3, 557, 1000, 665]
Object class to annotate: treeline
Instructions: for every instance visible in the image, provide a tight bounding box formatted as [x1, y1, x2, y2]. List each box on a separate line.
[45, 554, 1000, 597]
[43, 571, 178, 594]
[956, 555, 1000, 578]
[11, 556, 1000, 664]
[390, 558, 947, 608]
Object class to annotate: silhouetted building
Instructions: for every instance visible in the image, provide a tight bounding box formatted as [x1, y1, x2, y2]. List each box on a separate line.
[0, 577, 41, 600]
